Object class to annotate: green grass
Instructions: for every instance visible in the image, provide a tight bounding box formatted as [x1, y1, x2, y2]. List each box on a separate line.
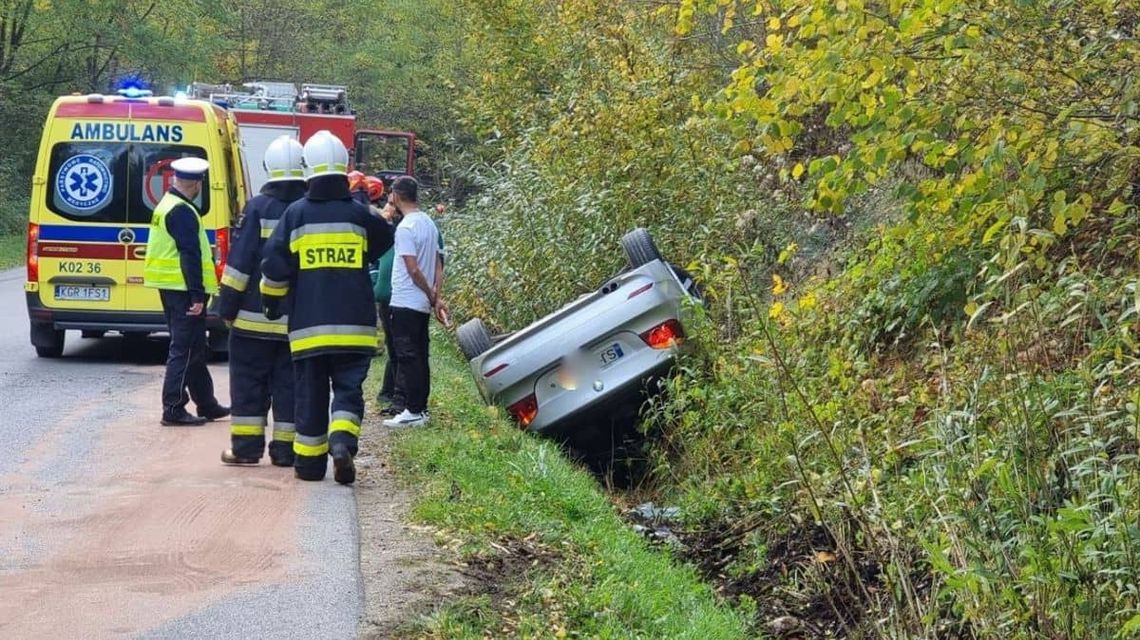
[0, 233, 24, 270]
[370, 330, 749, 639]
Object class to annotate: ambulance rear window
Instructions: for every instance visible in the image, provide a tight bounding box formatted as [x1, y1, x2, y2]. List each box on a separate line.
[131, 145, 210, 223]
[46, 142, 211, 224]
[45, 143, 129, 223]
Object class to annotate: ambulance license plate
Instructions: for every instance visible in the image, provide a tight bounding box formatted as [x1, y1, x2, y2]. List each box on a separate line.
[54, 285, 110, 302]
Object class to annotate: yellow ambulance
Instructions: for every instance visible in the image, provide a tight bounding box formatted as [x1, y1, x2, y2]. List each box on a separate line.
[25, 89, 247, 357]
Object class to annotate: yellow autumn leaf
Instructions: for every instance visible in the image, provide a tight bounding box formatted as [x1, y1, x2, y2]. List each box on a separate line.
[772, 273, 788, 295]
[792, 162, 805, 178]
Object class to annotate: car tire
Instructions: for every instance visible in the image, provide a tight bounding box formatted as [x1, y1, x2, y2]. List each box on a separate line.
[32, 324, 65, 359]
[621, 228, 663, 269]
[457, 318, 493, 361]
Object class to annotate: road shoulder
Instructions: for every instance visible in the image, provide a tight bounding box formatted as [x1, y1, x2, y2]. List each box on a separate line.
[355, 410, 468, 638]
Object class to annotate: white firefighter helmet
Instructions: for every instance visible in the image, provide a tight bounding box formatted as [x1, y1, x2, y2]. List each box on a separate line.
[301, 130, 349, 179]
[263, 135, 304, 182]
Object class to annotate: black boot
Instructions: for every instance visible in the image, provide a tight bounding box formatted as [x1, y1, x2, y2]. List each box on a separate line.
[331, 443, 356, 485]
[162, 409, 208, 426]
[197, 404, 231, 421]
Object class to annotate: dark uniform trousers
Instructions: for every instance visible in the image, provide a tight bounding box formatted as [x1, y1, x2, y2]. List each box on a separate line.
[293, 354, 372, 480]
[160, 290, 215, 414]
[229, 333, 295, 463]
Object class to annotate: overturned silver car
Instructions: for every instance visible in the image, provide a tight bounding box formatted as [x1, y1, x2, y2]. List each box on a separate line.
[457, 229, 699, 440]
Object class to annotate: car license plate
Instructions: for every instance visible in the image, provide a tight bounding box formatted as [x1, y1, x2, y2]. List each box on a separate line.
[54, 285, 110, 302]
[599, 342, 625, 367]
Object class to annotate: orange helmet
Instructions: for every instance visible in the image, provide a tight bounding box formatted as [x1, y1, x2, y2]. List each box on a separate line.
[347, 170, 366, 192]
[365, 176, 385, 203]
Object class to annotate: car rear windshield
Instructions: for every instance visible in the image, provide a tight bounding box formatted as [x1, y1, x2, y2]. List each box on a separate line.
[46, 142, 210, 224]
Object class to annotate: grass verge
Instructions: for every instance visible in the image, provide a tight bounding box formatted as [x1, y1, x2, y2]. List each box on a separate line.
[0, 233, 24, 270]
[369, 330, 749, 639]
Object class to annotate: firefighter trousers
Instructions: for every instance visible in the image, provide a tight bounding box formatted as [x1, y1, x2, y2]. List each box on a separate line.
[229, 333, 296, 463]
[293, 353, 371, 480]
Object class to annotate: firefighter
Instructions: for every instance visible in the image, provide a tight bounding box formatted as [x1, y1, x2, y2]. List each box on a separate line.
[144, 157, 230, 426]
[260, 130, 394, 484]
[216, 136, 307, 466]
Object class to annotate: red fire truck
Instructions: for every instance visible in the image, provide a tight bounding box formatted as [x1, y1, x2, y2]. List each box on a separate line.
[190, 81, 415, 196]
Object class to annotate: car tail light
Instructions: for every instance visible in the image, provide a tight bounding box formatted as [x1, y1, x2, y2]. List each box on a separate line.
[213, 227, 229, 283]
[640, 319, 684, 350]
[507, 393, 538, 429]
[26, 223, 39, 282]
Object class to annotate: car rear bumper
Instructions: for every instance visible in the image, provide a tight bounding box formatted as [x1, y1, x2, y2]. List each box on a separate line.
[529, 358, 676, 437]
[26, 290, 227, 333]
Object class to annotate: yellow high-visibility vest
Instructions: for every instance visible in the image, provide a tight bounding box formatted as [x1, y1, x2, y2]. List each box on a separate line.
[143, 192, 218, 294]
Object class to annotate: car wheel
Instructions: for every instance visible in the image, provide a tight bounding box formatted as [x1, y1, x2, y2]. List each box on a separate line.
[457, 318, 493, 361]
[621, 228, 663, 269]
[32, 326, 65, 359]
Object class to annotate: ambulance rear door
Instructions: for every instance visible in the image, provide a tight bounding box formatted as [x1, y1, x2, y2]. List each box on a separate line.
[37, 103, 131, 314]
[120, 102, 214, 313]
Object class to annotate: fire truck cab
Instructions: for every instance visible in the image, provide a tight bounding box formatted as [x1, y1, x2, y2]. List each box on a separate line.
[190, 81, 416, 195]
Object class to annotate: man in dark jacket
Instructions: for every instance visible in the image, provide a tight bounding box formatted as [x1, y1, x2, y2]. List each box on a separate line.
[217, 136, 307, 466]
[260, 131, 394, 484]
[143, 157, 229, 426]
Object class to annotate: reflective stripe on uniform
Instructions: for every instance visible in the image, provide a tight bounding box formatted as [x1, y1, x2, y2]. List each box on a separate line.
[259, 218, 279, 239]
[221, 265, 249, 292]
[307, 162, 348, 174]
[272, 422, 296, 442]
[294, 433, 328, 457]
[233, 309, 289, 335]
[260, 276, 289, 297]
[330, 411, 361, 438]
[231, 415, 267, 437]
[288, 222, 366, 252]
[288, 324, 377, 354]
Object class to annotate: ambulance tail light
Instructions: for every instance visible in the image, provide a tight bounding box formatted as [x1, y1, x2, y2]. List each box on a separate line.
[507, 393, 539, 430]
[213, 227, 230, 283]
[26, 223, 39, 282]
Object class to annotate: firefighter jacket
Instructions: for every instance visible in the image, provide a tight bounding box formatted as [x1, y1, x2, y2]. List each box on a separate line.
[260, 175, 394, 359]
[143, 189, 217, 300]
[217, 180, 307, 340]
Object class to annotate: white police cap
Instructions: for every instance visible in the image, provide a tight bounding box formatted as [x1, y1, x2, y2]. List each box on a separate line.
[171, 157, 209, 180]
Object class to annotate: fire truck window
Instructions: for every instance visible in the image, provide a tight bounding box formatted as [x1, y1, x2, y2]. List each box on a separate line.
[357, 135, 409, 175]
[129, 145, 211, 224]
[45, 143, 130, 223]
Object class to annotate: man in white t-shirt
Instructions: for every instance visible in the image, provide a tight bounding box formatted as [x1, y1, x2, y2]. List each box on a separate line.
[383, 177, 442, 427]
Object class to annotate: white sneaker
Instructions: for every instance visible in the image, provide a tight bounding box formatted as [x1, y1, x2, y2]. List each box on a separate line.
[383, 409, 428, 428]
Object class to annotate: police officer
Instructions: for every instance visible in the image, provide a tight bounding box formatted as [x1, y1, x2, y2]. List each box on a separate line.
[144, 157, 230, 426]
[217, 136, 307, 466]
[260, 131, 394, 484]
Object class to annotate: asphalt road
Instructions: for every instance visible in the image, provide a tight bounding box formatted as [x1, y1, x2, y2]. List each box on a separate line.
[0, 268, 362, 639]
